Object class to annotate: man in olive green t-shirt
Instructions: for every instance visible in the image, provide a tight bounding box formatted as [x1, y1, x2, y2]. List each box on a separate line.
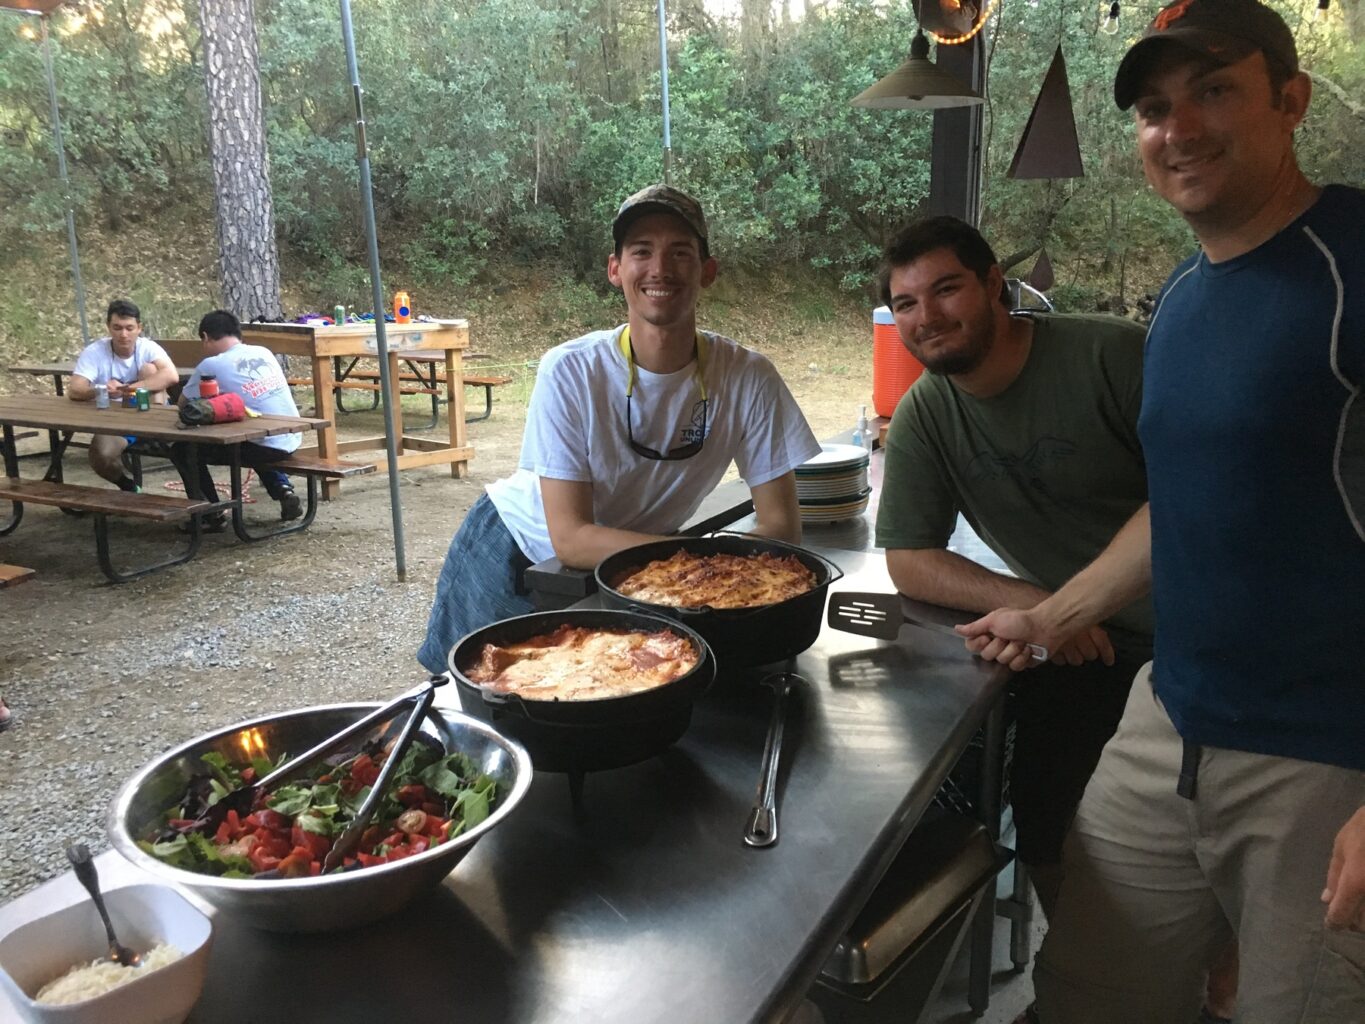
[874, 217, 1152, 920]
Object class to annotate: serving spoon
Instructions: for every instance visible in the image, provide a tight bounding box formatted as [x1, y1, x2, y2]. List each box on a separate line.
[66, 843, 141, 967]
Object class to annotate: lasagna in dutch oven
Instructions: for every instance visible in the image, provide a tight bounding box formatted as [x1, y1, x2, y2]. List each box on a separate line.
[614, 550, 816, 609]
[466, 625, 698, 700]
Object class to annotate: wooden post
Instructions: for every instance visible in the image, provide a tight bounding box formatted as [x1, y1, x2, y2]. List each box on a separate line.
[447, 347, 468, 479]
[310, 354, 341, 499]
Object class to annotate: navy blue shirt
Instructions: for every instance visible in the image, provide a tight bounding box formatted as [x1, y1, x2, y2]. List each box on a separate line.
[1140, 185, 1365, 771]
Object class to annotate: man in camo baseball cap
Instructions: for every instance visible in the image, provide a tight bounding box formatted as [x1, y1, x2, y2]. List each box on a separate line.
[611, 184, 710, 256]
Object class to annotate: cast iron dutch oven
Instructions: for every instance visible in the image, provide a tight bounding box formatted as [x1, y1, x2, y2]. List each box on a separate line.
[447, 609, 715, 773]
[594, 533, 846, 667]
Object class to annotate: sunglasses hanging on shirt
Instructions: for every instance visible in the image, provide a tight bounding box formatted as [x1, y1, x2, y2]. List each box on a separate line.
[618, 326, 710, 461]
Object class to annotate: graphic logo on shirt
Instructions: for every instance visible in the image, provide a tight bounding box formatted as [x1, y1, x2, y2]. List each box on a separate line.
[967, 436, 1076, 498]
[680, 400, 709, 444]
[235, 355, 284, 400]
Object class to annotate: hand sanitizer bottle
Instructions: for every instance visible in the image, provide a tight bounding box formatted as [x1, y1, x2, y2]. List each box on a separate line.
[852, 404, 872, 451]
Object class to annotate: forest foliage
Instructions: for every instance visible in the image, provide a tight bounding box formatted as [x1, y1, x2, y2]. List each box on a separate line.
[0, 0, 1361, 314]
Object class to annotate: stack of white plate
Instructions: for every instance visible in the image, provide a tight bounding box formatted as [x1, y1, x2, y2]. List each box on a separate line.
[796, 443, 872, 524]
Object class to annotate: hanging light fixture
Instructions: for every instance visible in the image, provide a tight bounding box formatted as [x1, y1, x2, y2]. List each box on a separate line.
[1100, 0, 1121, 35]
[851, 27, 984, 109]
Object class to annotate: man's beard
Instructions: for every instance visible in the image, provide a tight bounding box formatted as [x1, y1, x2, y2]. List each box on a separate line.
[918, 319, 994, 377]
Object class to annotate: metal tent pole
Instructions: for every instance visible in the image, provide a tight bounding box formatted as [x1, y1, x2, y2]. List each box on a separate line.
[339, 0, 407, 581]
[657, 0, 672, 184]
[39, 13, 89, 345]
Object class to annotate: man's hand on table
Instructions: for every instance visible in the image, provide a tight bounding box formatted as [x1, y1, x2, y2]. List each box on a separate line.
[956, 607, 1114, 672]
[1323, 806, 1365, 932]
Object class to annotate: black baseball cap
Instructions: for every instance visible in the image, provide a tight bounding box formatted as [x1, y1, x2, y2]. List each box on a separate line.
[1114, 0, 1298, 110]
[611, 184, 710, 250]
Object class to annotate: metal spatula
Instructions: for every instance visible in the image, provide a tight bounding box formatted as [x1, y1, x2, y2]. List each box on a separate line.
[828, 591, 1048, 663]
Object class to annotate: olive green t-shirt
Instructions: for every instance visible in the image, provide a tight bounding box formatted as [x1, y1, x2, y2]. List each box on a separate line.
[875, 312, 1153, 642]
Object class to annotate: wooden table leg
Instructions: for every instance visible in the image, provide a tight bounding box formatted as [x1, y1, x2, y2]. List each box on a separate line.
[447, 347, 468, 479]
[386, 350, 405, 442]
[311, 353, 341, 500]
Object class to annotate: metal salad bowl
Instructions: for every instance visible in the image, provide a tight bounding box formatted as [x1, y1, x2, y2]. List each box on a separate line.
[107, 703, 533, 934]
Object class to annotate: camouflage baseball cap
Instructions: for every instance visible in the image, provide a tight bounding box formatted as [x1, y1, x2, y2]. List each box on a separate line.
[612, 184, 709, 248]
[1114, 0, 1298, 110]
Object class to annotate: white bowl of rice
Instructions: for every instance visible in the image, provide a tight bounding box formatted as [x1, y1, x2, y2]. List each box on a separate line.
[0, 883, 211, 1024]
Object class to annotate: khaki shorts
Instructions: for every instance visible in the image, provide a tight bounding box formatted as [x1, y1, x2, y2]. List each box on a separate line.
[1034, 663, 1365, 1024]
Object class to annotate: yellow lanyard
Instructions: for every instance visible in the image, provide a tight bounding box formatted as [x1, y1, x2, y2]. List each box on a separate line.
[617, 326, 710, 401]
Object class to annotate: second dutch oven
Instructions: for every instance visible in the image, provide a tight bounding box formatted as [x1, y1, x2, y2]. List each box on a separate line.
[594, 534, 845, 668]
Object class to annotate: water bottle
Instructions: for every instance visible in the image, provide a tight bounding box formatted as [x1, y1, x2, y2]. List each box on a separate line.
[393, 290, 412, 324]
[95, 384, 109, 410]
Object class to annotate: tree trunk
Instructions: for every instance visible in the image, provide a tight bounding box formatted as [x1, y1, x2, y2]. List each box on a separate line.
[1340, 0, 1364, 44]
[198, 0, 283, 322]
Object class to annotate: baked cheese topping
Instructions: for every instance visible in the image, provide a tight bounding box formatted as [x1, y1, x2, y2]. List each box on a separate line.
[614, 550, 817, 609]
[466, 625, 697, 700]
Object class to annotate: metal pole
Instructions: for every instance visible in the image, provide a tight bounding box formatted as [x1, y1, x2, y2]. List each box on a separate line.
[657, 0, 672, 184]
[339, 0, 407, 581]
[39, 14, 90, 345]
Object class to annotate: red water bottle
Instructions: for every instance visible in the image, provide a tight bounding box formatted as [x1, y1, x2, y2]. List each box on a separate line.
[199, 374, 219, 399]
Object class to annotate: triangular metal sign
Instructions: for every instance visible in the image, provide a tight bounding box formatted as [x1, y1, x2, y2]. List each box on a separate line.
[1008, 47, 1084, 180]
[1028, 248, 1055, 292]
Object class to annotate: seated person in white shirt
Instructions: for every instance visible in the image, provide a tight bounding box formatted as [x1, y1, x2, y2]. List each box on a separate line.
[67, 299, 178, 492]
[418, 184, 821, 673]
[169, 309, 303, 531]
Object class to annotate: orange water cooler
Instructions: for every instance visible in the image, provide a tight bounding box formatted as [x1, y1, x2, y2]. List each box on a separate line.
[872, 306, 924, 418]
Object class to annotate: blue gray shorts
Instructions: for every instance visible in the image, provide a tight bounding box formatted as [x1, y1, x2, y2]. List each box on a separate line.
[417, 493, 535, 674]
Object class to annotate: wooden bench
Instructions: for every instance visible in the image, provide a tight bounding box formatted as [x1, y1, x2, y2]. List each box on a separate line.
[273, 453, 376, 478]
[217, 453, 376, 543]
[0, 476, 213, 583]
[0, 564, 35, 588]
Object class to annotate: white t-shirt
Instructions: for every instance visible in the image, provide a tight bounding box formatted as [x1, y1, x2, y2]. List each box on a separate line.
[72, 336, 169, 388]
[184, 343, 301, 454]
[487, 326, 821, 563]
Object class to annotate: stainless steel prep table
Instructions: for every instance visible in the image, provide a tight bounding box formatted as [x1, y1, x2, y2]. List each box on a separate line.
[0, 547, 1010, 1024]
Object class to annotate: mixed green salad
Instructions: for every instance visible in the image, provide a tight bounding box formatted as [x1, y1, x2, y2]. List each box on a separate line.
[141, 736, 499, 878]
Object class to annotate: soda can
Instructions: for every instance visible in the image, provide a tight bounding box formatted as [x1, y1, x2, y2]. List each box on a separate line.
[334, 304, 346, 325]
[95, 384, 109, 410]
[135, 387, 150, 411]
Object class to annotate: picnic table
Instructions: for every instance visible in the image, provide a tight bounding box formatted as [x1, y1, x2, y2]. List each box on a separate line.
[0, 394, 334, 582]
[241, 320, 475, 498]
[0, 547, 1015, 1023]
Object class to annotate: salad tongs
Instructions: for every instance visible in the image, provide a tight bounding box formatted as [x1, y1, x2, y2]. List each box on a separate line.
[321, 683, 437, 872]
[191, 676, 447, 835]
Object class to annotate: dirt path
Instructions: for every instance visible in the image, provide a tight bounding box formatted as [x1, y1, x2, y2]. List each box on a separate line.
[0, 345, 873, 900]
